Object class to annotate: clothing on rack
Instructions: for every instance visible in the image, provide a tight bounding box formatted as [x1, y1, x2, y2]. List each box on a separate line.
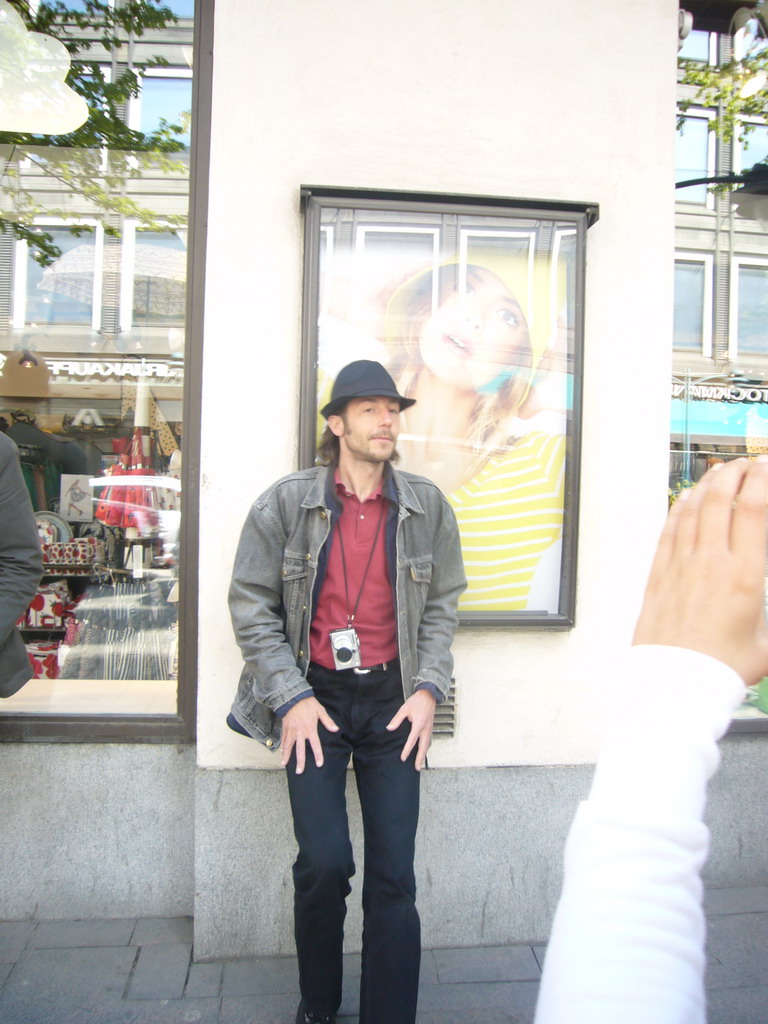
[6, 413, 89, 511]
[58, 574, 177, 681]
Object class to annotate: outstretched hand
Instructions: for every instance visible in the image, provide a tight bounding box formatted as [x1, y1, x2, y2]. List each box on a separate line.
[633, 456, 768, 685]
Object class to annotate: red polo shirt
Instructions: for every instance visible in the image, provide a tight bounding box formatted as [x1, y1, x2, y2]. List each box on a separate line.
[309, 474, 398, 670]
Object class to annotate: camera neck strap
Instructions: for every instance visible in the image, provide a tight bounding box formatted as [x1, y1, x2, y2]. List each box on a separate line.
[336, 498, 386, 627]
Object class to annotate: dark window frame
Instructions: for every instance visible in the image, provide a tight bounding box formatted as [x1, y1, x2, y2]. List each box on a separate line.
[0, 0, 213, 744]
[300, 185, 598, 628]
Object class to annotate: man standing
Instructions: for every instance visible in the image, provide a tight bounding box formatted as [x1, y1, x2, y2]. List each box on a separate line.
[228, 360, 466, 1024]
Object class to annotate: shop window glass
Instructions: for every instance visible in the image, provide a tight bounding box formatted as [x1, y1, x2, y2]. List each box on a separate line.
[674, 22, 768, 729]
[0, 3, 196, 734]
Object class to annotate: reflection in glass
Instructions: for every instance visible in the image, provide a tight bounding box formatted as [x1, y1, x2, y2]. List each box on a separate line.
[139, 77, 193, 149]
[738, 124, 768, 171]
[27, 230, 97, 325]
[676, 115, 711, 202]
[737, 265, 768, 354]
[674, 260, 706, 350]
[678, 29, 711, 62]
[131, 230, 187, 327]
[0, 2, 193, 717]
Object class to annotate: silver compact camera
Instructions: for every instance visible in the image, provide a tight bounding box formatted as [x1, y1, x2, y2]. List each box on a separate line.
[329, 627, 362, 670]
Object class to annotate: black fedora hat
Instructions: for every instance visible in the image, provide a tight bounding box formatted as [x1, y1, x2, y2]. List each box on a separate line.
[320, 360, 416, 419]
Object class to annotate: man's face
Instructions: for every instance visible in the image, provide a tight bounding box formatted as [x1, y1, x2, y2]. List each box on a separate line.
[328, 396, 401, 465]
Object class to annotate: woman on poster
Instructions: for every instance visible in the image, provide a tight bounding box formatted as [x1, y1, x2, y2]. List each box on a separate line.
[384, 259, 568, 614]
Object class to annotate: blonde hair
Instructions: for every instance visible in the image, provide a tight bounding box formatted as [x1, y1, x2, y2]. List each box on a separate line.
[385, 263, 533, 454]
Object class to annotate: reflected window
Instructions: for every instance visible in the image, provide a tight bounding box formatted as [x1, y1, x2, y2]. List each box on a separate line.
[736, 123, 768, 172]
[678, 29, 712, 62]
[674, 256, 711, 352]
[25, 229, 97, 327]
[732, 260, 768, 355]
[167, 0, 195, 15]
[131, 230, 187, 328]
[676, 113, 714, 203]
[138, 76, 192, 149]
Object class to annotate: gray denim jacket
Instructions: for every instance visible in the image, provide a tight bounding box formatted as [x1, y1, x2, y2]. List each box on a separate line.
[228, 464, 466, 748]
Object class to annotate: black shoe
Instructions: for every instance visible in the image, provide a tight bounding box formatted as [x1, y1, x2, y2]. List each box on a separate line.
[295, 999, 336, 1024]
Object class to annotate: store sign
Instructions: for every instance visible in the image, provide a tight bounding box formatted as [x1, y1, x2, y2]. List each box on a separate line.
[671, 382, 768, 403]
[47, 359, 183, 381]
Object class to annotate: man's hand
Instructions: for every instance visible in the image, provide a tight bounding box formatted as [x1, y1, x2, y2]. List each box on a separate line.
[280, 696, 339, 774]
[633, 456, 768, 685]
[386, 688, 437, 771]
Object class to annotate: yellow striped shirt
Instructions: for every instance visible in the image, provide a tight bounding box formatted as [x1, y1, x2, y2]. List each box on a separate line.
[449, 431, 566, 612]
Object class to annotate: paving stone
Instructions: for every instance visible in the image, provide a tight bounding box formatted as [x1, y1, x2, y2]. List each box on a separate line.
[132, 917, 194, 946]
[705, 911, 768, 989]
[220, 990, 297, 1023]
[707, 984, 768, 1024]
[704, 886, 768, 916]
[416, 1011, 529, 1024]
[126, 942, 193, 1000]
[419, 950, 438, 984]
[102, 997, 222, 1023]
[341, 950, 361, 979]
[0, 922, 36, 963]
[434, 944, 540, 983]
[222, 955, 298, 996]
[532, 944, 547, 972]
[185, 959, 223, 999]
[0, 1004, 109, 1024]
[338, 973, 359, 1017]
[0, 894, 760, 1024]
[20, 997, 223, 1024]
[0, 946, 136, 1017]
[416, 978, 539, 1012]
[28, 918, 137, 949]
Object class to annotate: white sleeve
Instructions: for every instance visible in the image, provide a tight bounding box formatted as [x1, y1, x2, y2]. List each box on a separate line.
[533, 645, 745, 1024]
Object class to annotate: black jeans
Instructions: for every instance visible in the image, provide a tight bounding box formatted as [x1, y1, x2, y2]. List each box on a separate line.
[285, 662, 421, 1024]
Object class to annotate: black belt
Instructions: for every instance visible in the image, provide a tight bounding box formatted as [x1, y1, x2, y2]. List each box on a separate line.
[353, 659, 394, 675]
[310, 658, 398, 676]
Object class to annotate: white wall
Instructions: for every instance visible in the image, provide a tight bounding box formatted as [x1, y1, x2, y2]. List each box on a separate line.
[197, 0, 678, 769]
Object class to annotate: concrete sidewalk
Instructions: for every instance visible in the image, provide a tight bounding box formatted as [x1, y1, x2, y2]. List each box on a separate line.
[0, 885, 766, 1024]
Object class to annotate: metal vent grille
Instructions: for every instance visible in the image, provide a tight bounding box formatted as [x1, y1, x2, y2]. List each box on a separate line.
[0, 229, 12, 328]
[432, 678, 456, 739]
[713, 195, 732, 362]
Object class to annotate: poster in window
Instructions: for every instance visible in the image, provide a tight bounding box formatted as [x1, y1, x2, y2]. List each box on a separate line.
[301, 188, 597, 626]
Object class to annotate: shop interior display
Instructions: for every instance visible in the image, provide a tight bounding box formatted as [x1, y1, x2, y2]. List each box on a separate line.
[4, 380, 181, 684]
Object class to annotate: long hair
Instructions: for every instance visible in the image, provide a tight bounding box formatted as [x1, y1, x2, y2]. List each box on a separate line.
[316, 424, 340, 466]
[385, 263, 533, 453]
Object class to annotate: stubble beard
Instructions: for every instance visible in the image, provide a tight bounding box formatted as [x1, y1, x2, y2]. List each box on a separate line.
[344, 430, 398, 465]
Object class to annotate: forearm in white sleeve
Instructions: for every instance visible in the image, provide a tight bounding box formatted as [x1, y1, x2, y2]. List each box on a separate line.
[534, 645, 745, 1024]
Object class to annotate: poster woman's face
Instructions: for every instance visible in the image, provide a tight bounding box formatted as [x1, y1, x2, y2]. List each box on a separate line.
[417, 266, 530, 393]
